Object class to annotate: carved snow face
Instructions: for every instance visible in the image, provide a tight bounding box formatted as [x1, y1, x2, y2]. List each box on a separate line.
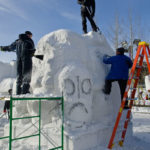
[58, 64, 93, 126]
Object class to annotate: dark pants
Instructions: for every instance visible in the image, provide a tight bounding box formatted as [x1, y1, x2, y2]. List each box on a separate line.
[103, 79, 128, 101]
[3, 101, 10, 112]
[16, 57, 32, 95]
[81, 7, 97, 33]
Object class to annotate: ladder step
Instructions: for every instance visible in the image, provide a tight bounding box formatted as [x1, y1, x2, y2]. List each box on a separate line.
[136, 66, 142, 69]
[139, 54, 144, 57]
[116, 128, 125, 133]
[130, 88, 137, 90]
[126, 98, 137, 101]
[132, 76, 139, 79]
[129, 76, 139, 80]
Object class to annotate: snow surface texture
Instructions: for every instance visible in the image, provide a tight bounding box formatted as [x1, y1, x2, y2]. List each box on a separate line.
[145, 75, 150, 90]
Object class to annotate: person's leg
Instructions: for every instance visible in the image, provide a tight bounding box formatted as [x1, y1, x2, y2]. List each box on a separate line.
[16, 58, 22, 95]
[118, 80, 128, 107]
[118, 80, 128, 100]
[103, 80, 113, 95]
[5, 101, 10, 111]
[86, 9, 97, 32]
[81, 7, 87, 33]
[3, 101, 7, 113]
[22, 58, 32, 94]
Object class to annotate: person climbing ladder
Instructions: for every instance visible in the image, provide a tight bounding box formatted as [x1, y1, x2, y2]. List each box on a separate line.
[103, 47, 133, 108]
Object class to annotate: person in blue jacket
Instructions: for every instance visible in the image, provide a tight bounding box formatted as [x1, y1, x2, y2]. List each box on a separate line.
[103, 47, 133, 103]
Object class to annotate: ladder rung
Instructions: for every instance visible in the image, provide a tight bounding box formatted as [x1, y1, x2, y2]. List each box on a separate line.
[132, 76, 139, 79]
[129, 76, 139, 80]
[139, 54, 144, 57]
[130, 88, 137, 90]
[116, 128, 124, 133]
[136, 66, 142, 69]
[126, 98, 137, 100]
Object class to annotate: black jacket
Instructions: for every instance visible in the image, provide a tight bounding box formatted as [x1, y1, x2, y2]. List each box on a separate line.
[1, 34, 35, 59]
[78, 0, 95, 16]
[18, 34, 35, 59]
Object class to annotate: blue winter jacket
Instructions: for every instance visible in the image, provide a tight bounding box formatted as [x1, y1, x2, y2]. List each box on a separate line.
[103, 54, 133, 80]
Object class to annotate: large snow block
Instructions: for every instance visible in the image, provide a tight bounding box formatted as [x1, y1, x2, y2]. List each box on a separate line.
[27, 29, 133, 149]
[64, 122, 133, 150]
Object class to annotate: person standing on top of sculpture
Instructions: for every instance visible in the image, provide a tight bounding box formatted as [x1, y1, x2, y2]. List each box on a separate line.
[0, 31, 35, 95]
[78, 0, 98, 34]
[103, 47, 133, 108]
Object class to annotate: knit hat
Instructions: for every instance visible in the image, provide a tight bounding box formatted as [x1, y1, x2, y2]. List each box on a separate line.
[116, 47, 125, 54]
[25, 31, 32, 35]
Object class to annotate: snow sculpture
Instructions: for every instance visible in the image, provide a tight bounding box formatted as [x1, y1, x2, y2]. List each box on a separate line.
[31, 29, 116, 125]
[29, 30, 132, 149]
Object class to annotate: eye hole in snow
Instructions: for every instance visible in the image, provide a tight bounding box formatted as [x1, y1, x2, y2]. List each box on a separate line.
[81, 79, 92, 95]
[64, 78, 75, 96]
[64, 78, 92, 97]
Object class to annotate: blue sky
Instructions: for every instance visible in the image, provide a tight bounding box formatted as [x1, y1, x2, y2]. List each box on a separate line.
[0, 0, 150, 62]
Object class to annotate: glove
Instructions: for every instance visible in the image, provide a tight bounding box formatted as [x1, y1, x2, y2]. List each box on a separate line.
[96, 51, 101, 58]
[103, 54, 110, 58]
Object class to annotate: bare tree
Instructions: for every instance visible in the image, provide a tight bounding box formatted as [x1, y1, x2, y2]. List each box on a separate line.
[106, 10, 149, 58]
[106, 13, 124, 50]
[128, 11, 134, 60]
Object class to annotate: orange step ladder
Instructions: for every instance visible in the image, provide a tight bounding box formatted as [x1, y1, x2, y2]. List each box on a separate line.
[108, 41, 150, 149]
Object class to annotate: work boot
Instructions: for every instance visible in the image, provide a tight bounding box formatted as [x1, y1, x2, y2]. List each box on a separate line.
[124, 101, 129, 109]
[83, 30, 87, 34]
[22, 83, 30, 94]
[92, 27, 97, 32]
[16, 86, 22, 95]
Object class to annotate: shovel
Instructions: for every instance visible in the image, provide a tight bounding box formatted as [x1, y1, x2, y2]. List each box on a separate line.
[34, 55, 44, 60]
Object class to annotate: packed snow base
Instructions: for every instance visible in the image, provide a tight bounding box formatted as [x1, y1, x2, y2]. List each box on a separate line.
[0, 30, 149, 149]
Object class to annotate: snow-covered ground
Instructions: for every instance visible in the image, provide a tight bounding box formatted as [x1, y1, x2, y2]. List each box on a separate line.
[132, 111, 150, 144]
[1, 105, 150, 149]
